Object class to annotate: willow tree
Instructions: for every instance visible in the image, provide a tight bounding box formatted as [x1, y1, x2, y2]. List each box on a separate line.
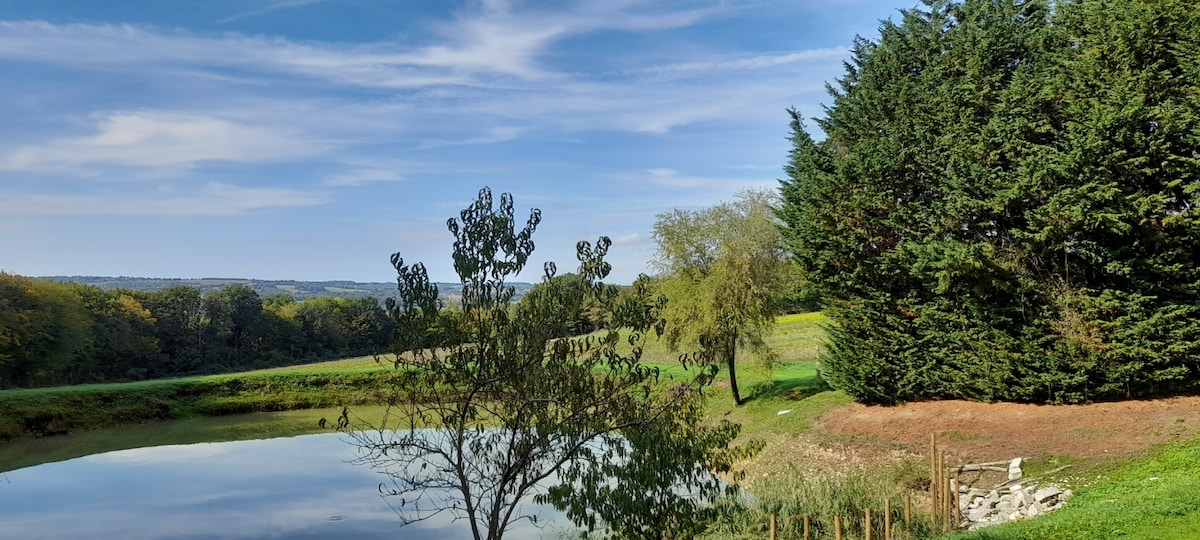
[652, 189, 801, 406]
[779, 0, 1200, 404]
[334, 188, 755, 540]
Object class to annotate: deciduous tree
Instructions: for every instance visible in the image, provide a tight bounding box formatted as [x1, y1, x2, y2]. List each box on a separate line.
[335, 188, 754, 539]
[652, 189, 801, 405]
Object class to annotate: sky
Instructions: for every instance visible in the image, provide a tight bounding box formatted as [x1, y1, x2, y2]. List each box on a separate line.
[0, 0, 919, 284]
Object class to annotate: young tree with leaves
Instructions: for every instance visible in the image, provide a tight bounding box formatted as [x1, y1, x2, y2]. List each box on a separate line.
[651, 189, 801, 406]
[334, 188, 755, 540]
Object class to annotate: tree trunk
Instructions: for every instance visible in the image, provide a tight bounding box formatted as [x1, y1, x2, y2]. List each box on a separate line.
[728, 328, 742, 406]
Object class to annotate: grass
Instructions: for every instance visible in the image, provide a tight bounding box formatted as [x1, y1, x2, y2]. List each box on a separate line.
[0, 406, 375, 473]
[0, 312, 844, 469]
[0, 363, 401, 441]
[706, 464, 935, 540]
[944, 437, 1200, 540]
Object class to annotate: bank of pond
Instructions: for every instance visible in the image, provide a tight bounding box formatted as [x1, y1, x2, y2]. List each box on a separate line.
[0, 362, 397, 441]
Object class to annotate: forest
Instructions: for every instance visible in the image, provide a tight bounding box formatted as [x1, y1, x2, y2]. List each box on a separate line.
[0, 274, 396, 387]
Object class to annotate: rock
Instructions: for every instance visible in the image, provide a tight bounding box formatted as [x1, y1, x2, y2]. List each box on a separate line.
[968, 507, 993, 522]
[1008, 457, 1024, 481]
[957, 480, 1076, 531]
[1034, 486, 1062, 503]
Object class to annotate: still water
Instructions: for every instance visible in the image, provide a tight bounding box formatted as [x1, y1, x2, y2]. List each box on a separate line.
[0, 431, 571, 539]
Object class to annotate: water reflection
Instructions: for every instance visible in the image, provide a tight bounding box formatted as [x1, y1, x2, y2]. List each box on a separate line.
[0, 433, 570, 540]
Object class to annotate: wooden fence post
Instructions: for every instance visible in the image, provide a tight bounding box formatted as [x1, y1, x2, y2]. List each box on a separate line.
[803, 515, 810, 540]
[929, 433, 938, 529]
[885, 498, 892, 540]
[865, 507, 873, 540]
[770, 513, 777, 540]
[904, 493, 912, 540]
[835, 515, 843, 540]
[936, 446, 945, 530]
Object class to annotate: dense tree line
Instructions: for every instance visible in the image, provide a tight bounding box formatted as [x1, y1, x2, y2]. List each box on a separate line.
[0, 272, 394, 388]
[779, 0, 1200, 403]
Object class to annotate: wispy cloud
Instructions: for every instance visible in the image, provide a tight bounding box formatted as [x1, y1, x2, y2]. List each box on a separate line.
[219, 0, 332, 24]
[0, 1, 722, 86]
[323, 168, 404, 187]
[0, 183, 327, 216]
[0, 112, 328, 173]
[610, 232, 648, 246]
[627, 47, 851, 77]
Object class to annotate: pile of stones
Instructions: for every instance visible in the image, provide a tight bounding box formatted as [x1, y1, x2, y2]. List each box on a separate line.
[957, 458, 1074, 530]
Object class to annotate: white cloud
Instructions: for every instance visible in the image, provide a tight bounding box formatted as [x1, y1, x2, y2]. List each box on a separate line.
[219, 0, 332, 23]
[0, 2, 722, 87]
[627, 47, 851, 77]
[0, 112, 327, 172]
[323, 168, 404, 187]
[610, 232, 647, 246]
[0, 183, 327, 216]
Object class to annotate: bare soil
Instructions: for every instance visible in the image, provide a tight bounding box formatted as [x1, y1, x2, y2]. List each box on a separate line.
[815, 396, 1200, 465]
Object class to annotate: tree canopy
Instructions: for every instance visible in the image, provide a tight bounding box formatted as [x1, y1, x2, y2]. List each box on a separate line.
[0, 274, 397, 388]
[652, 189, 801, 405]
[778, 0, 1200, 404]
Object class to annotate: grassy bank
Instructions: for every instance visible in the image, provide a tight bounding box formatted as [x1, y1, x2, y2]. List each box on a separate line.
[945, 438, 1200, 540]
[0, 356, 397, 440]
[0, 312, 834, 442]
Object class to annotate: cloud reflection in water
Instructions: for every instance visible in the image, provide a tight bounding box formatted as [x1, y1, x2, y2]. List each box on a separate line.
[0, 433, 569, 539]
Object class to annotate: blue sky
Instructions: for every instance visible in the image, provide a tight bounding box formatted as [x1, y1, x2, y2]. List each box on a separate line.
[0, 0, 917, 284]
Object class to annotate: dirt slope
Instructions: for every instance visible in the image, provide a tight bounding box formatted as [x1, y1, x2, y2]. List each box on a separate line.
[816, 396, 1200, 464]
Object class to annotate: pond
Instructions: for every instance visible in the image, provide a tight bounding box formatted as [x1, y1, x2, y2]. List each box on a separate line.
[0, 423, 575, 539]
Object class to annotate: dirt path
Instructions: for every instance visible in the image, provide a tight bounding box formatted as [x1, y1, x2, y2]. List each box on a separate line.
[815, 396, 1200, 464]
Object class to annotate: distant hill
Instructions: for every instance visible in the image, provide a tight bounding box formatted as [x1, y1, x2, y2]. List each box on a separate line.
[39, 276, 534, 304]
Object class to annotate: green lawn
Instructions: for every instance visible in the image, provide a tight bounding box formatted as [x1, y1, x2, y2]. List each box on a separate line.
[944, 438, 1200, 540]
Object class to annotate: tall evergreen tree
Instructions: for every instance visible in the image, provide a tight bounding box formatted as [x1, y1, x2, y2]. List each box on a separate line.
[778, 0, 1200, 403]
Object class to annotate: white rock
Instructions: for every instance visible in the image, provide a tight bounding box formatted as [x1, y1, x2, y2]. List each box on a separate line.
[968, 507, 993, 522]
[1008, 457, 1024, 481]
[1034, 486, 1062, 503]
